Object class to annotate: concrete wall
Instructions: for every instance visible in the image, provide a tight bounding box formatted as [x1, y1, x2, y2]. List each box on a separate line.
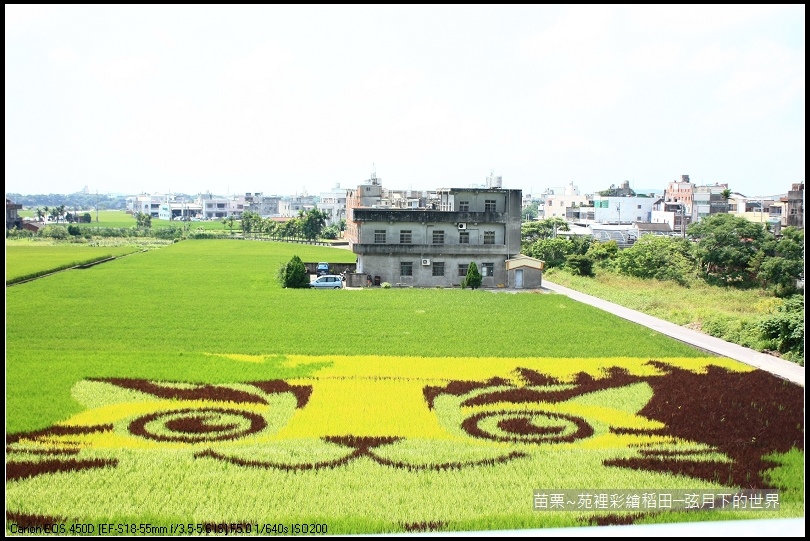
[359, 254, 506, 287]
[508, 267, 543, 289]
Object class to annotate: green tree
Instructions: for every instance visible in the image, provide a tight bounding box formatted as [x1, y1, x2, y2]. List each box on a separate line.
[240, 211, 262, 236]
[464, 262, 482, 290]
[564, 254, 595, 277]
[222, 216, 235, 233]
[134, 212, 152, 229]
[300, 208, 328, 240]
[586, 240, 619, 268]
[615, 235, 695, 285]
[755, 227, 804, 296]
[688, 213, 768, 286]
[522, 202, 539, 221]
[279, 255, 310, 288]
[35, 207, 45, 222]
[521, 218, 571, 253]
[527, 237, 576, 269]
[279, 218, 300, 239]
[321, 225, 339, 239]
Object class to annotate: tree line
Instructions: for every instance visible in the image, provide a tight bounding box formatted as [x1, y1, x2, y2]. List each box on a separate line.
[522, 214, 803, 297]
[231, 209, 341, 240]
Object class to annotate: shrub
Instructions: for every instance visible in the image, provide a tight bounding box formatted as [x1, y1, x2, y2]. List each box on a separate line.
[41, 225, 69, 239]
[615, 236, 694, 286]
[759, 295, 804, 363]
[279, 255, 310, 288]
[586, 240, 619, 268]
[381, 282, 392, 289]
[6, 228, 34, 240]
[465, 262, 482, 289]
[564, 254, 595, 277]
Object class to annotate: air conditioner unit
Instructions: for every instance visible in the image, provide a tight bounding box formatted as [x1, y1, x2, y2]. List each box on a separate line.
[421, 258, 431, 266]
[457, 223, 467, 230]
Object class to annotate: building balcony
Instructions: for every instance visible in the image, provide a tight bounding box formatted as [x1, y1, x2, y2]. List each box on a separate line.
[351, 208, 508, 224]
[352, 243, 509, 256]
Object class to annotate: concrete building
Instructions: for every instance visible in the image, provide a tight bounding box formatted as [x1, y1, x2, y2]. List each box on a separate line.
[346, 174, 524, 288]
[691, 183, 730, 223]
[651, 199, 690, 235]
[244, 193, 282, 218]
[126, 194, 163, 218]
[785, 183, 804, 229]
[280, 193, 317, 217]
[664, 174, 695, 213]
[318, 184, 349, 226]
[545, 192, 590, 220]
[198, 192, 234, 220]
[591, 195, 655, 224]
[6, 198, 23, 230]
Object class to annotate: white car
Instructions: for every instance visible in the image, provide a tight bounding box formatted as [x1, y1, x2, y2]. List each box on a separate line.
[310, 275, 344, 289]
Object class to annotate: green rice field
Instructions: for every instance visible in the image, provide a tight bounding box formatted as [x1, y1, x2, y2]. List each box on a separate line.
[5, 240, 804, 534]
[6, 245, 142, 283]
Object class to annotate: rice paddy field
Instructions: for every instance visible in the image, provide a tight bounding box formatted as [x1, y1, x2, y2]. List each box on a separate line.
[5, 240, 804, 535]
[6, 245, 142, 283]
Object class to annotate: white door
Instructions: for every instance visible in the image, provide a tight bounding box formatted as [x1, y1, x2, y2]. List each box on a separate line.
[515, 269, 523, 288]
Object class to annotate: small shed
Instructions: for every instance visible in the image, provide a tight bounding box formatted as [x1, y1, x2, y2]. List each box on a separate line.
[505, 254, 544, 289]
[22, 221, 47, 234]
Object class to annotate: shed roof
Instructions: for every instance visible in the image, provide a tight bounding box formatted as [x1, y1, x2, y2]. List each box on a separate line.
[505, 254, 545, 271]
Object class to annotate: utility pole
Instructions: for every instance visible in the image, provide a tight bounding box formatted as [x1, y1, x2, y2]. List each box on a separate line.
[95, 189, 99, 223]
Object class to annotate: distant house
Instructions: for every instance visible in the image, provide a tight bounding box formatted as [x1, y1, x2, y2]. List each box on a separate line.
[22, 220, 47, 234]
[6, 198, 23, 230]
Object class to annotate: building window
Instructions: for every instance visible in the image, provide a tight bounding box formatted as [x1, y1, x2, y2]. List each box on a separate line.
[637, 205, 642, 209]
[400, 230, 412, 244]
[459, 231, 470, 244]
[459, 201, 470, 212]
[482, 263, 494, 277]
[432, 230, 445, 244]
[485, 200, 496, 212]
[483, 231, 495, 244]
[458, 264, 469, 277]
[432, 262, 445, 277]
[374, 230, 386, 243]
[400, 262, 413, 276]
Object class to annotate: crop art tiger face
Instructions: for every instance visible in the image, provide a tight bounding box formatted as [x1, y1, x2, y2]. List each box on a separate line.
[6, 356, 803, 528]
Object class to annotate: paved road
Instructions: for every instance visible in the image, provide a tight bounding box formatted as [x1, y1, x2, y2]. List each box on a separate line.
[542, 280, 804, 387]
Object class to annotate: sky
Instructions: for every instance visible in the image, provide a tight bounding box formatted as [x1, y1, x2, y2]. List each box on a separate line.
[5, 5, 805, 199]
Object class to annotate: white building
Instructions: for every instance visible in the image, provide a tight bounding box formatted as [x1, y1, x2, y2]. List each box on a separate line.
[319, 184, 349, 226]
[592, 196, 656, 224]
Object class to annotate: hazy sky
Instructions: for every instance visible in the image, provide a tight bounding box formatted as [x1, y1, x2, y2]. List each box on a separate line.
[5, 5, 805, 199]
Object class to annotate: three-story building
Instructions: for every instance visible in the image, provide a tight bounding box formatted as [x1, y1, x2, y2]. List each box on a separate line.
[347, 178, 523, 287]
